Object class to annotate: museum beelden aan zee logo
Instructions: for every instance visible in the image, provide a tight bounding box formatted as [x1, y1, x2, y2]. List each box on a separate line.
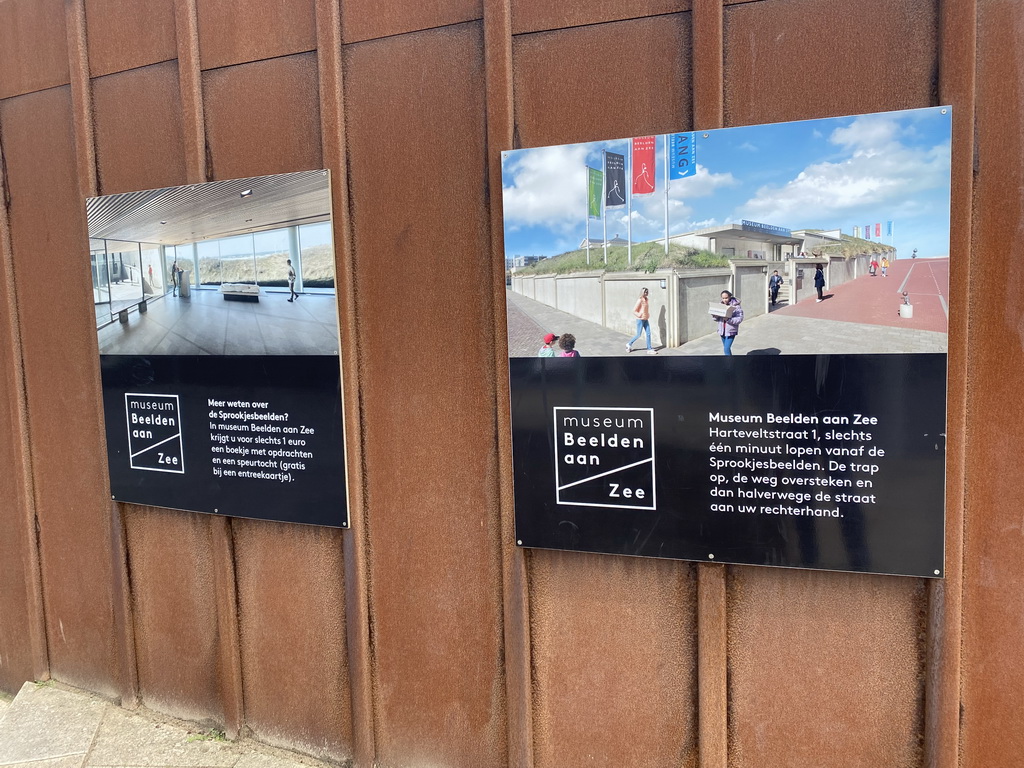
[125, 393, 185, 473]
[554, 407, 656, 510]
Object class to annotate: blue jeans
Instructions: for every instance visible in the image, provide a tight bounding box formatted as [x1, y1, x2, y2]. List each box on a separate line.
[628, 319, 652, 349]
[721, 335, 735, 355]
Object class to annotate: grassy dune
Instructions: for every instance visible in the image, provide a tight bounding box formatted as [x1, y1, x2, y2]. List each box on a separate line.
[514, 241, 729, 276]
[199, 245, 336, 288]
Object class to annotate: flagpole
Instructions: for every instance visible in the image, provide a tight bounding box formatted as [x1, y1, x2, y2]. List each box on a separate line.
[602, 150, 608, 265]
[585, 167, 590, 266]
[627, 141, 633, 266]
[664, 135, 670, 255]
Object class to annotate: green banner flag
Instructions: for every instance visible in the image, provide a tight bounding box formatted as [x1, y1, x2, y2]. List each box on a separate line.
[587, 167, 603, 218]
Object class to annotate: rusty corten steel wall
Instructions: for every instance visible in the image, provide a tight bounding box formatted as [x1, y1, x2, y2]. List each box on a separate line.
[0, 0, 1019, 766]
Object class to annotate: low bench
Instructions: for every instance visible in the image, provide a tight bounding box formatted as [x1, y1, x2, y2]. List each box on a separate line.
[219, 283, 261, 302]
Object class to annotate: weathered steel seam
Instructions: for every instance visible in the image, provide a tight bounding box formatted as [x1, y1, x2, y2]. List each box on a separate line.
[924, 1, 976, 766]
[483, 0, 535, 765]
[64, 0, 141, 706]
[314, 0, 376, 764]
[172, 0, 245, 738]
[0, 95, 51, 686]
[693, 1, 728, 767]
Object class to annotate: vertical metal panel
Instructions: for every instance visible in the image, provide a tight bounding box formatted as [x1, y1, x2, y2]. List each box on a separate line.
[84, 0, 177, 78]
[925, 0, 976, 764]
[234, 520, 353, 761]
[511, 0, 690, 35]
[340, 0, 481, 45]
[723, 0, 939, 125]
[126, 508, 224, 721]
[961, 3, 1024, 767]
[0, 87, 117, 695]
[530, 552, 698, 768]
[202, 54, 322, 181]
[314, 0, 376, 762]
[0, 167, 46, 693]
[196, 0, 316, 70]
[718, 4, 941, 766]
[344, 23, 507, 768]
[0, 0, 70, 99]
[92, 62, 188, 195]
[512, 14, 693, 148]
[727, 569, 926, 768]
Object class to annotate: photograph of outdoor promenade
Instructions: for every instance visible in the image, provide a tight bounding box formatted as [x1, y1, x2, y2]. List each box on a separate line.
[501, 107, 952, 357]
[88, 170, 340, 356]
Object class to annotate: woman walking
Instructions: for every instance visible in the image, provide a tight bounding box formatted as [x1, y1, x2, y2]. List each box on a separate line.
[626, 287, 657, 355]
[814, 265, 825, 302]
[714, 290, 743, 355]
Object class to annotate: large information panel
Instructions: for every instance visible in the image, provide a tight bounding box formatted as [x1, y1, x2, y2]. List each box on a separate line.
[89, 171, 348, 527]
[502, 108, 951, 576]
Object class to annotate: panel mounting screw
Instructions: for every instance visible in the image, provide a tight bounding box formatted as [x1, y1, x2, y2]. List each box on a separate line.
[214, 508, 218, 513]
[516, 540, 523, 545]
[940, 108, 948, 115]
[934, 570, 940, 575]
[703, 133, 709, 138]
[708, 553, 715, 559]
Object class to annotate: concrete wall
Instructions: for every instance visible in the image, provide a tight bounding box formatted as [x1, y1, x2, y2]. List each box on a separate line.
[0, 1, 1018, 768]
[733, 262, 768, 317]
[676, 269, 733, 347]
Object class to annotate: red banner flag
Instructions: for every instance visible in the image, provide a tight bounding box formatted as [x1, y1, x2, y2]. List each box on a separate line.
[875, 222, 881, 237]
[632, 136, 656, 195]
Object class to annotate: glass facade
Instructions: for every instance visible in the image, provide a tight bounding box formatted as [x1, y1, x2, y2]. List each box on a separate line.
[93, 222, 334, 328]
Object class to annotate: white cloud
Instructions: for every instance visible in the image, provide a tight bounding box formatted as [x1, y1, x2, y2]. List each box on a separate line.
[502, 145, 590, 232]
[735, 115, 950, 226]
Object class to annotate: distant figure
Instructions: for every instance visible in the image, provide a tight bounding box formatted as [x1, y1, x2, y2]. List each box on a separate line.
[626, 287, 657, 354]
[148, 265, 154, 286]
[869, 258, 879, 276]
[713, 290, 743, 356]
[814, 265, 825, 302]
[170, 259, 179, 296]
[538, 333, 558, 357]
[881, 256, 890, 277]
[769, 270, 783, 306]
[286, 259, 298, 302]
[558, 333, 581, 358]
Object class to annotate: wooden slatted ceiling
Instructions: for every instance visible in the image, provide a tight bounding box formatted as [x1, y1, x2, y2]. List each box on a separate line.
[86, 169, 331, 245]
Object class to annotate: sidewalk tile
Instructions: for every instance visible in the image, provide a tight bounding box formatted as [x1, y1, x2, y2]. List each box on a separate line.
[85, 708, 237, 768]
[0, 684, 106, 766]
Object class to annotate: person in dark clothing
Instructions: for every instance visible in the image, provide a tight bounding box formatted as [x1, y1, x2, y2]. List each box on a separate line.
[814, 265, 825, 302]
[769, 270, 783, 306]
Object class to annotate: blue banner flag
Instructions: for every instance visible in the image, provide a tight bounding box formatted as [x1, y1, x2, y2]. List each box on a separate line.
[887, 220, 893, 236]
[669, 132, 696, 180]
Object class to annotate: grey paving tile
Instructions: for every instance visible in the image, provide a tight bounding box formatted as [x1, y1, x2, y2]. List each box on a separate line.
[0, 683, 106, 766]
[2, 756, 86, 768]
[84, 708, 237, 768]
[232, 752, 310, 768]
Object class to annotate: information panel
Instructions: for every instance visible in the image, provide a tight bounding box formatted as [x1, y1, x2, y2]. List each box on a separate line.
[89, 171, 348, 527]
[502, 107, 951, 576]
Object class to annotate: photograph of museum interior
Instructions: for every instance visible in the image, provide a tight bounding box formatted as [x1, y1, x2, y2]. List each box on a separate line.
[88, 170, 340, 356]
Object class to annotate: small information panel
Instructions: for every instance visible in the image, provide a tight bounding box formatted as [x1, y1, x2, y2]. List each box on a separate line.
[502, 107, 951, 576]
[89, 171, 349, 527]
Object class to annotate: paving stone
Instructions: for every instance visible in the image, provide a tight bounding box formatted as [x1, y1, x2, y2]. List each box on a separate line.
[0, 683, 106, 766]
[85, 708, 237, 768]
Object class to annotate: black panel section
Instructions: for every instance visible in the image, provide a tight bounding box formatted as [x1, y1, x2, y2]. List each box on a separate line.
[101, 354, 348, 527]
[510, 354, 946, 577]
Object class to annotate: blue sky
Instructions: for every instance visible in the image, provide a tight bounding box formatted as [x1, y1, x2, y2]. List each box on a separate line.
[501, 107, 952, 260]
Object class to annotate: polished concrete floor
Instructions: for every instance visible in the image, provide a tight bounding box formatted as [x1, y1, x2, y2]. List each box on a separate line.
[97, 288, 340, 356]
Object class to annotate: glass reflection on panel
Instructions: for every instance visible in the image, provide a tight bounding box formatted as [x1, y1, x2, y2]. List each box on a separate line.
[298, 222, 334, 290]
[106, 240, 144, 315]
[140, 245, 163, 296]
[253, 229, 292, 287]
[91, 238, 110, 326]
[196, 241, 221, 286]
[218, 234, 256, 285]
